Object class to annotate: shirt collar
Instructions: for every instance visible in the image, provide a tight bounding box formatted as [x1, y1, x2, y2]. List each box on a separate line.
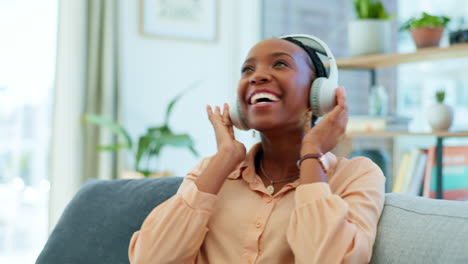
[227, 143, 261, 180]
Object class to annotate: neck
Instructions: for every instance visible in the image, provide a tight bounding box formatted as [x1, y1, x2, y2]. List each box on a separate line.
[258, 127, 303, 181]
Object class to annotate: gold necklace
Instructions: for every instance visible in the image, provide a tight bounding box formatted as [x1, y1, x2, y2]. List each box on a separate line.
[260, 159, 299, 195]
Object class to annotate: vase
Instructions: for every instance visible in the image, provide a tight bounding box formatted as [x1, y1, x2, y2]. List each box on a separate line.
[348, 19, 391, 56]
[410, 27, 444, 49]
[426, 103, 453, 131]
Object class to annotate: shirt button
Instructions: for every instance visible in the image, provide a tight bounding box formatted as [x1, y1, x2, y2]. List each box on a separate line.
[255, 222, 262, 228]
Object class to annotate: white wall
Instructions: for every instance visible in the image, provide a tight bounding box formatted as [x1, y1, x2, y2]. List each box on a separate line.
[119, 0, 262, 176]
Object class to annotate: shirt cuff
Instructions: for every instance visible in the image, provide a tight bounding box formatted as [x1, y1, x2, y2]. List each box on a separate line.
[179, 180, 218, 212]
[295, 182, 332, 207]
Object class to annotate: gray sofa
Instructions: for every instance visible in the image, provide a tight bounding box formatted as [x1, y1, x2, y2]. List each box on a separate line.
[36, 177, 468, 264]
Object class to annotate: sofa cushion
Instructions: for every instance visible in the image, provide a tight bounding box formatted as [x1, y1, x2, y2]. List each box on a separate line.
[36, 177, 183, 264]
[371, 193, 468, 264]
[37, 178, 468, 264]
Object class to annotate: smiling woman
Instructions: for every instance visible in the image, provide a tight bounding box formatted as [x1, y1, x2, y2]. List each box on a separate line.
[128, 34, 385, 264]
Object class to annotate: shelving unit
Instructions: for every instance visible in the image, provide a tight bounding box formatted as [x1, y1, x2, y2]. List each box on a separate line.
[335, 43, 468, 69]
[337, 44, 468, 199]
[347, 131, 468, 138]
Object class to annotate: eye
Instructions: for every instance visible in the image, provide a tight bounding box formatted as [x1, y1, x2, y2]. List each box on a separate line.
[241, 66, 254, 73]
[274, 60, 289, 67]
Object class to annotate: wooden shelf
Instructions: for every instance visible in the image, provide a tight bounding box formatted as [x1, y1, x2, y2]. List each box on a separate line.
[347, 131, 468, 139]
[335, 43, 468, 69]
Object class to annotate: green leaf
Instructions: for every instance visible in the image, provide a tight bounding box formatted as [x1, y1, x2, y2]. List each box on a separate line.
[189, 145, 200, 157]
[354, 0, 392, 20]
[135, 135, 152, 171]
[148, 125, 170, 135]
[147, 131, 199, 156]
[375, 2, 389, 19]
[164, 80, 201, 125]
[436, 91, 445, 103]
[137, 170, 151, 178]
[159, 133, 192, 147]
[97, 144, 130, 151]
[400, 12, 450, 31]
[83, 114, 132, 149]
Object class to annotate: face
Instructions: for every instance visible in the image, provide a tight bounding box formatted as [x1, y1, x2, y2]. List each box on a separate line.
[237, 38, 316, 132]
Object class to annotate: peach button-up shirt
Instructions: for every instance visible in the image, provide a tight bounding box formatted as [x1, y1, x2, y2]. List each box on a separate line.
[128, 143, 385, 264]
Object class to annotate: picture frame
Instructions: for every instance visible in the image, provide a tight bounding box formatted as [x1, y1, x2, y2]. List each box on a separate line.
[140, 0, 218, 41]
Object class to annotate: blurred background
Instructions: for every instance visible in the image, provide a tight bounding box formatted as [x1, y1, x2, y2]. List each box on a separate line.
[1, 0, 468, 262]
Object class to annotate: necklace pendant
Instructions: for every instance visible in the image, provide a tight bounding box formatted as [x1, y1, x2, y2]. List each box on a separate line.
[266, 185, 275, 195]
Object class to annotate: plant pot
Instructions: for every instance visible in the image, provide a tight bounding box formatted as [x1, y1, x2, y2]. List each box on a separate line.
[348, 19, 391, 56]
[426, 103, 453, 131]
[120, 170, 173, 179]
[410, 27, 444, 49]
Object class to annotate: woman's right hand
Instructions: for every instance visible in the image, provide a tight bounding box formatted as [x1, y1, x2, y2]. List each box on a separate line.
[207, 103, 246, 164]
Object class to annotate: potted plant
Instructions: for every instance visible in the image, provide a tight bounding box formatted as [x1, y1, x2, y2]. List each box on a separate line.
[426, 90, 453, 131]
[349, 0, 393, 56]
[400, 12, 450, 49]
[84, 90, 199, 178]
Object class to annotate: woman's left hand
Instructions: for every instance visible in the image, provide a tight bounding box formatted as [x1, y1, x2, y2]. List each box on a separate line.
[301, 86, 348, 155]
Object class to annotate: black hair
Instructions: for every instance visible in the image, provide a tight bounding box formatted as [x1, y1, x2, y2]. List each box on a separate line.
[281, 37, 328, 79]
[281, 37, 326, 127]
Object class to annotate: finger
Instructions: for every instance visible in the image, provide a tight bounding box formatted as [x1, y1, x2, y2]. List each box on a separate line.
[222, 103, 232, 125]
[206, 105, 215, 123]
[222, 103, 235, 137]
[215, 106, 221, 116]
[328, 87, 347, 118]
[336, 86, 347, 110]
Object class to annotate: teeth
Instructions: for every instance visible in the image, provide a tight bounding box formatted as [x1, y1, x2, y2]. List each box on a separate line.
[250, 92, 280, 104]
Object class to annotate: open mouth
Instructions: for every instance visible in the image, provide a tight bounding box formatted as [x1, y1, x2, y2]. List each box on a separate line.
[249, 92, 280, 105]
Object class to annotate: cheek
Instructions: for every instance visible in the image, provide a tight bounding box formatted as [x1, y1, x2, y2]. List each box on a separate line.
[237, 78, 248, 98]
[236, 79, 249, 114]
[290, 80, 310, 107]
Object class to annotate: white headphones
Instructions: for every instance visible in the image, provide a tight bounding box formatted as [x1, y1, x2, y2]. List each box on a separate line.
[229, 34, 338, 131]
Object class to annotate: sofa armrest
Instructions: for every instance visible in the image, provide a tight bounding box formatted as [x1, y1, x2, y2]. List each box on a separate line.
[371, 193, 468, 263]
[36, 177, 183, 264]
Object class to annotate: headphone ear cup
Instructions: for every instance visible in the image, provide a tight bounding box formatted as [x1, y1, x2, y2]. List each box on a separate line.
[229, 97, 250, 130]
[310, 77, 336, 117]
[310, 78, 325, 116]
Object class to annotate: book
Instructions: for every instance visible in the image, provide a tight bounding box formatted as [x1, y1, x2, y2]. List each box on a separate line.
[393, 152, 411, 193]
[400, 149, 421, 193]
[422, 146, 468, 201]
[407, 149, 428, 196]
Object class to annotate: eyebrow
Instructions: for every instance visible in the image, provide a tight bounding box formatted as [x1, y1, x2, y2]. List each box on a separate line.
[243, 52, 294, 65]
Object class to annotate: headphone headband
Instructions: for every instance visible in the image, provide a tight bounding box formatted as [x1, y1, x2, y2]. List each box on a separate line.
[279, 34, 338, 85]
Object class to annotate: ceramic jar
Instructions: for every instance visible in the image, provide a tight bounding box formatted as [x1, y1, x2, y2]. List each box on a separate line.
[427, 103, 453, 131]
[348, 19, 391, 56]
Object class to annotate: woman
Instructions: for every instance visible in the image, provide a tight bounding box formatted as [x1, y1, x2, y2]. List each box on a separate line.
[128, 35, 385, 264]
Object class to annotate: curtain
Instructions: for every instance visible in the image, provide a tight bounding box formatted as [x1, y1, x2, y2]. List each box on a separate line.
[83, 0, 120, 181]
[49, 0, 120, 231]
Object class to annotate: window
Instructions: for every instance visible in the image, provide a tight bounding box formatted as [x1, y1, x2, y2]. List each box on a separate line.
[0, 0, 57, 262]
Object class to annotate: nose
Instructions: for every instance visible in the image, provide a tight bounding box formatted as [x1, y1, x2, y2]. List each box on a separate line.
[250, 70, 271, 85]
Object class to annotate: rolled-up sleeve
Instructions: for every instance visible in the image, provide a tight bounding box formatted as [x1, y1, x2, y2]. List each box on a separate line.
[287, 157, 385, 264]
[129, 158, 217, 264]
